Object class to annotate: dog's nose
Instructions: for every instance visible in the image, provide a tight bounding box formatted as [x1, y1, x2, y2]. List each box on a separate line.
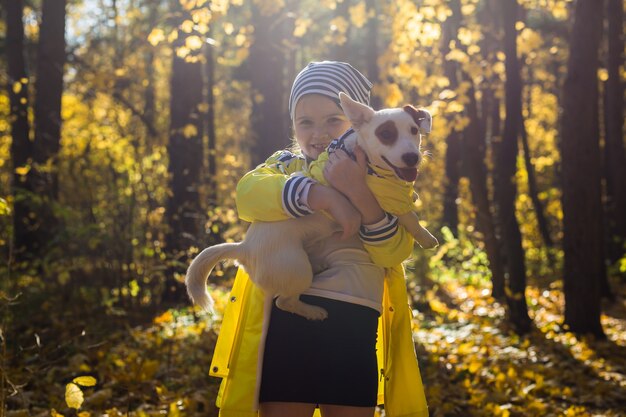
[402, 152, 420, 167]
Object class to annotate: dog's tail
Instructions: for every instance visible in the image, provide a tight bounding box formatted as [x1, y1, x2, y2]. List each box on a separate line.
[185, 242, 242, 312]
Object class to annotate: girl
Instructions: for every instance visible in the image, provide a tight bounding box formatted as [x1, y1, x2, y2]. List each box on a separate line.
[209, 61, 428, 417]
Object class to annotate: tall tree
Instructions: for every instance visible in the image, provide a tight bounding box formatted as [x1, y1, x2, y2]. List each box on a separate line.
[520, 67, 553, 249]
[4, 0, 32, 258]
[165, 4, 205, 301]
[604, 0, 626, 261]
[330, 0, 351, 62]
[560, 0, 605, 336]
[28, 0, 67, 256]
[457, 0, 506, 298]
[364, 0, 381, 110]
[496, 0, 531, 332]
[248, 2, 289, 166]
[440, 0, 462, 237]
[204, 39, 217, 207]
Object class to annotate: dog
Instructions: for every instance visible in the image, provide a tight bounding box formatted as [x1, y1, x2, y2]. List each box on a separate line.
[185, 93, 438, 320]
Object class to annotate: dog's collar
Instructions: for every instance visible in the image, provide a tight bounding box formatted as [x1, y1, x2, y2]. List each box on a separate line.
[328, 129, 384, 178]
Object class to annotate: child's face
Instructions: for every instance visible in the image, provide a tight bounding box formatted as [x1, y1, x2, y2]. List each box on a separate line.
[293, 94, 351, 160]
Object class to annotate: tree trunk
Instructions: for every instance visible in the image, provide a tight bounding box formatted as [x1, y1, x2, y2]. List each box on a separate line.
[440, 0, 461, 238]
[29, 0, 67, 256]
[248, 3, 289, 166]
[560, 0, 605, 337]
[331, 0, 351, 63]
[453, 0, 506, 298]
[4, 0, 33, 259]
[365, 0, 381, 110]
[520, 118, 554, 248]
[143, 0, 157, 131]
[604, 0, 626, 261]
[165, 16, 205, 301]
[205, 41, 217, 206]
[497, 0, 531, 333]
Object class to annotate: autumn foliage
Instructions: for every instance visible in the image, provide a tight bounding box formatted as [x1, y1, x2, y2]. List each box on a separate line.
[0, 0, 624, 416]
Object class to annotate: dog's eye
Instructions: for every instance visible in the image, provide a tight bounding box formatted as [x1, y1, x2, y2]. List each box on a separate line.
[411, 126, 419, 135]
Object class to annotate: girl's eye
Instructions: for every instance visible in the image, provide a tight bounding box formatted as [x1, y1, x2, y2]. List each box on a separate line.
[298, 120, 312, 127]
[328, 117, 343, 124]
[411, 126, 419, 135]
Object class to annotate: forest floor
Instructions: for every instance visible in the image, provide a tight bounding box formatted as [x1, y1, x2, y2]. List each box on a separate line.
[3, 276, 625, 417]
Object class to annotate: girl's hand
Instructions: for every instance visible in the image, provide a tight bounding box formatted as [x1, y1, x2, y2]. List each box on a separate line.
[323, 146, 368, 197]
[308, 184, 361, 239]
[323, 146, 386, 225]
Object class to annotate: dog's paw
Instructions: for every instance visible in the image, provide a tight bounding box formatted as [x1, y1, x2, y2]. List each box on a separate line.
[417, 234, 439, 249]
[276, 297, 328, 320]
[301, 305, 329, 321]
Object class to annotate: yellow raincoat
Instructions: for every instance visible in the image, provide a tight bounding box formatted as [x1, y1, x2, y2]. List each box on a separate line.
[209, 151, 428, 417]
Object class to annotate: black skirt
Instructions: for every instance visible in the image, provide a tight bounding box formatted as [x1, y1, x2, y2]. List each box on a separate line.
[259, 295, 380, 407]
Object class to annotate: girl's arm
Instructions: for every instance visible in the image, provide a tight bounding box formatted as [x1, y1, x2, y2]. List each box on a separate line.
[236, 150, 361, 238]
[323, 147, 414, 267]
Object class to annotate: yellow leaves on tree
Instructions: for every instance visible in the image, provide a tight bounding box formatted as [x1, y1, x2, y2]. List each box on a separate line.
[348, 3, 368, 28]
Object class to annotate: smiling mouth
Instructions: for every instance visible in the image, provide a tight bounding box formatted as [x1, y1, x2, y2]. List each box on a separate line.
[381, 156, 418, 182]
[311, 143, 329, 152]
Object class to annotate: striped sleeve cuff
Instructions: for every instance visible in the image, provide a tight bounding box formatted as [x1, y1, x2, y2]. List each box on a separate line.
[282, 175, 317, 218]
[359, 212, 399, 244]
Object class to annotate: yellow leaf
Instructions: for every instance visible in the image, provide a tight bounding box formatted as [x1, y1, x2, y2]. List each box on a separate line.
[468, 361, 482, 373]
[73, 376, 97, 387]
[293, 17, 312, 38]
[154, 311, 174, 324]
[147, 28, 165, 46]
[78, 412, 91, 417]
[51, 409, 65, 417]
[15, 165, 30, 176]
[445, 49, 468, 64]
[181, 20, 194, 33]
[13, 81, 22, 94]
[65, 383, 84, 409]
[349, 3, 367, 28]
[183, 124, 198, 138]
[185, 35, 204, 50]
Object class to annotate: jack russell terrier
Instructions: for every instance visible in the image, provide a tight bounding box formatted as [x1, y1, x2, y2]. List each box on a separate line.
[186, 93, 438, 320]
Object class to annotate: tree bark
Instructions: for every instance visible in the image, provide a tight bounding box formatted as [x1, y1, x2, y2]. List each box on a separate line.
[604, 0, 626, 261]
[365, 0, 381, 110]
[440, 0, 461, 238]
[560, 0, 605, 337]
[519, 117, 554, 248]
[497, 0, 531, 333]
[248, 3, 289, 166]
[29, 0, 67, 256]
[454, 0, 506, 298]
[331, 0, 351, 63]
[4, 0, 33, 259]
[165, 13, 205, 303]
[205, 41, 217, 206]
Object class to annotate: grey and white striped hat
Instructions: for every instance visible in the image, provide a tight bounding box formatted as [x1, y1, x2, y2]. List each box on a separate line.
[289, 61, 373, 120]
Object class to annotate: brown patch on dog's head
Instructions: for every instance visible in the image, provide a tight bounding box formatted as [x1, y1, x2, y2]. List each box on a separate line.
[403, 105, 430, 132]
[375, 120, 398, 145]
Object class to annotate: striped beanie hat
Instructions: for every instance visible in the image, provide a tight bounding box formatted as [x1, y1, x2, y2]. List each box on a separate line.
[289, 61, 373, 120]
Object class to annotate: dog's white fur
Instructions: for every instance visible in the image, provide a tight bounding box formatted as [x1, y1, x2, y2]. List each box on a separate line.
[185, 94, 437, 320]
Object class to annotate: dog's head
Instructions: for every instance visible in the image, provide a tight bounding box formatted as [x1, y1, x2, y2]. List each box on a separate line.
[339, 92, 431, 183]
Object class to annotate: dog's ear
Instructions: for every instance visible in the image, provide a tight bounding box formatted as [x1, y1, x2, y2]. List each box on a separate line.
[403, 105, 432, 134]
[339, 92, 375, 129]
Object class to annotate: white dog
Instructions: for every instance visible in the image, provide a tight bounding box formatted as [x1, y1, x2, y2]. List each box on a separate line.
[186, 93, 437, 320]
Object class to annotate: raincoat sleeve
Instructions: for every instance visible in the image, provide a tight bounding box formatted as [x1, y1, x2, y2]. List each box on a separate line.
[236, 150, 315, 222]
